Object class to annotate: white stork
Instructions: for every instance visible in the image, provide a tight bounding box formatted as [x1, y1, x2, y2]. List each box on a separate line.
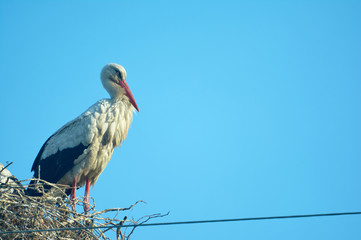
[0, 163, 15, 187]
[27, 63, 139, 214]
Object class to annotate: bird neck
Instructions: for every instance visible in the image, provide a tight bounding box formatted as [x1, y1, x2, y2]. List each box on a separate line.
[111, 95, 135, 113]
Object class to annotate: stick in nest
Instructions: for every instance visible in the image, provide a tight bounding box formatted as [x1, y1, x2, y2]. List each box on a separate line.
[0, 173, 168, 240]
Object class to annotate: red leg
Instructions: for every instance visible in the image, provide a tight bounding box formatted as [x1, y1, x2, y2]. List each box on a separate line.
[71, 178, 77, 212]
[83, 178, 90, 215]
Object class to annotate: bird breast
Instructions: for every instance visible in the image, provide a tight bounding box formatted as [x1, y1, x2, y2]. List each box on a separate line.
[56, 98, 134, 186]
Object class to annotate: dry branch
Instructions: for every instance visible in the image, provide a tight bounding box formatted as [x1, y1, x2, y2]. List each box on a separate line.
[0, 165, 167, 240]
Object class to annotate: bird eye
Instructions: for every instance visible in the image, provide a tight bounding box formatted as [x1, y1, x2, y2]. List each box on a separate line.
[116, 70, 124, 81]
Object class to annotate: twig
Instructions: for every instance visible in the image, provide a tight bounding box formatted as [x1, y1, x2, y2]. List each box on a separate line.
[0, 162, 13, 174]
[1, 170, 166, 239]
[126, 212, 170, 239]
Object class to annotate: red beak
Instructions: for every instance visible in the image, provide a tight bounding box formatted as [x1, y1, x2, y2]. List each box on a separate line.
[119, 80, 139, 112]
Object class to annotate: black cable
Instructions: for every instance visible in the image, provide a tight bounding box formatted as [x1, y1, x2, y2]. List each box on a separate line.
[0, 211, 360, 235]
[125, 211, 361, 227]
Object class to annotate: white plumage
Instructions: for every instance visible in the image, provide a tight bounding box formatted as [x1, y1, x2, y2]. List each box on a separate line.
[45, 98, 133, 186]
[0, 163, 15, 186]
[28, 63, 139, 214]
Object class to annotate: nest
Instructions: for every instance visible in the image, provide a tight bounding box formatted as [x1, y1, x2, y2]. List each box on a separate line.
[0, 164, 167, 240]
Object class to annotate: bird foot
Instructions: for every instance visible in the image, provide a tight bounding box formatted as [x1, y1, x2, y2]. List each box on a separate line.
[71, 179, 77, 212]
[83, 178, 91, 215]
[83, 202, 89, 215]
[71, 196, 77, 212]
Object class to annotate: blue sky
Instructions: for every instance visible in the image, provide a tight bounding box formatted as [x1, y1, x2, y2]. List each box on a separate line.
[1, 0, 361, 239]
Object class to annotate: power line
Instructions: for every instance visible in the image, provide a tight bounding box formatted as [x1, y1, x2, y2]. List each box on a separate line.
[124, 211, 361, 227]
[1, 211, 360, 235]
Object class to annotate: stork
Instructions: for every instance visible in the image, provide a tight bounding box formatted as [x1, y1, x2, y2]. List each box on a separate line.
[0, 163, 15, 187]
[27, 63, 139, 214]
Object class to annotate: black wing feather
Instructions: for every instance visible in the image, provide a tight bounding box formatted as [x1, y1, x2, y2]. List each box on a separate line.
[27, 134, 88, 196]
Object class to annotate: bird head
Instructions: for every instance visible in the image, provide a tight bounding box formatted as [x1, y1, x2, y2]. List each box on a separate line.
[101, 63, 139, 112]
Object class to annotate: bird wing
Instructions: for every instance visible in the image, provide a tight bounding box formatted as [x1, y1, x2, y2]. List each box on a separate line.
[30, 100, 109, 184]
[31, 121, 88, 184]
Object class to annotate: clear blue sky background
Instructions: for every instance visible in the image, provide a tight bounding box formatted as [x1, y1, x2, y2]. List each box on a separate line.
[1, 1, 360, 239]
